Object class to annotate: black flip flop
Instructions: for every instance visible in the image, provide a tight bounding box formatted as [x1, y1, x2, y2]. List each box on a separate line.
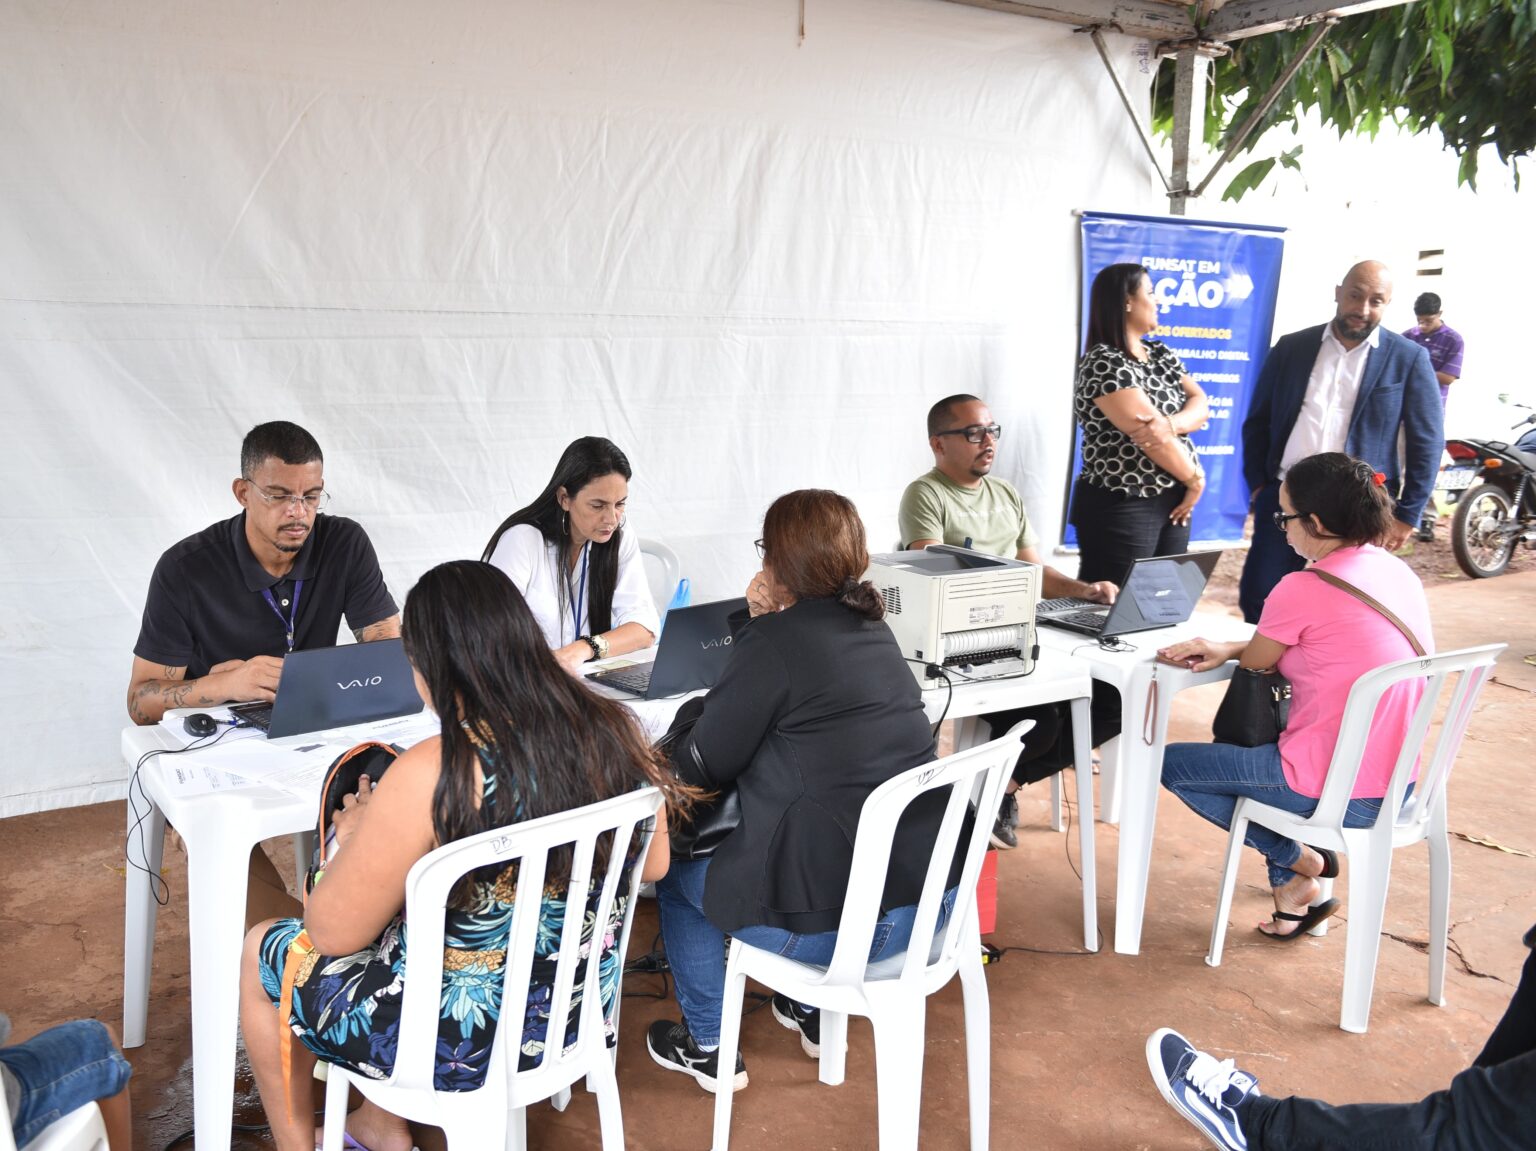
[1307, 846, 1340, 879]
[1259, 898, 1341, 942]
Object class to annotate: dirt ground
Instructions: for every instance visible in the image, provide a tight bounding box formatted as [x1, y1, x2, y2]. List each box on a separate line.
[2, 541, 1533, 1150]
[1202, 509, 1536, 616]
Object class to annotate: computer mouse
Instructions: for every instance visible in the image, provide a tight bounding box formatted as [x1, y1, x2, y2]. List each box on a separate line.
[183, 712, 219, 738]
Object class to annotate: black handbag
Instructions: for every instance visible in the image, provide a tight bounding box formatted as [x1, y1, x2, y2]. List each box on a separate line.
[657, 697, 741, 860]
[1210, 569, 1426, 747]
[305, 740, 403, 894]
[1211, 668, 1292, 747]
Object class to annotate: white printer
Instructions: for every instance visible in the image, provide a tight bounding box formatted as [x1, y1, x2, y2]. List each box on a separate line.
[865, 544, 1041, 689]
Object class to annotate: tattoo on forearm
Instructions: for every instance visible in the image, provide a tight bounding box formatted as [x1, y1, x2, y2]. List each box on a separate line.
[354, 619, 396, 643]
[129, 665, 209, 723]
[128, 684, 153, 725]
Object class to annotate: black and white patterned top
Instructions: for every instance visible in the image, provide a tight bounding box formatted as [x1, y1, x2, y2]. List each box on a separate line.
[1074, 340, 1197, 498]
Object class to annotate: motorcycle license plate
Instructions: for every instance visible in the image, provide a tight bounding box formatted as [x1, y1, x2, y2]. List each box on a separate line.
[1439, 466, 1479, 491]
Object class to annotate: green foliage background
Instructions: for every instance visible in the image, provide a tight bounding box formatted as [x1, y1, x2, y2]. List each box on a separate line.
[1151, 0, 1536, 199]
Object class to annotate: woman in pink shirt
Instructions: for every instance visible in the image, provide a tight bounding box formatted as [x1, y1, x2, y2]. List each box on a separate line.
[1158, 453, 1434, 939]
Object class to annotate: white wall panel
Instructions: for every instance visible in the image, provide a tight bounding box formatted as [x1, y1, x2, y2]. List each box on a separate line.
[0, 0, 1157, 813]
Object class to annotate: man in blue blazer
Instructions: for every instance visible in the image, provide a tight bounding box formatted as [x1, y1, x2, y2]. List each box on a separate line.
[1239, 261, 1443, 621]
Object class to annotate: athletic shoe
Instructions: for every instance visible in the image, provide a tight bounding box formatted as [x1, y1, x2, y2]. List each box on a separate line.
[1146, 1027, 1260, 1150]
[646, 1019, 748, 1093]
[989, 792, 1019, 850]
[771, 993, 821, 1058]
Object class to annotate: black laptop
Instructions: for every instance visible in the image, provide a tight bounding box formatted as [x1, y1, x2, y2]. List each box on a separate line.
[1038, 551, 1222, 638]
[228, 638, 425, 738]
[586, 597, 748, 699]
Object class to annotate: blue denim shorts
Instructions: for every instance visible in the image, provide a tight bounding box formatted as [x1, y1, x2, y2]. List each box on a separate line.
[0, 1020, 131, 1149]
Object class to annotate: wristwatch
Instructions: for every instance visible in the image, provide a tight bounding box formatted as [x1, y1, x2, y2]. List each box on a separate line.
[580, 633, 609, 661]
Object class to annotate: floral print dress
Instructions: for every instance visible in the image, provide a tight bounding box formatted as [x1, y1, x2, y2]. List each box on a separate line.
[257, 768, 631, 1091]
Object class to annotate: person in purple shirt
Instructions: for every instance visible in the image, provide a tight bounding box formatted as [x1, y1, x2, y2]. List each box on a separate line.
[1403, 292, 1465, 405]
[1403, 292, 1465, 538]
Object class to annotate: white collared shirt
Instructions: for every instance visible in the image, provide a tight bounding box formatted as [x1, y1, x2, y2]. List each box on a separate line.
[1279, 324, 1381, 476]
[487, 523, 659, 649]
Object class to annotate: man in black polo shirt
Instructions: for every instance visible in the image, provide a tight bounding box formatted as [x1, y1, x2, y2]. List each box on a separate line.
[127, 420, 400, 920]
[128, 421, 399, 722]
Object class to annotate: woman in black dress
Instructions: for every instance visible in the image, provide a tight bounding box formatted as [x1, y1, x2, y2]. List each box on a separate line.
[1071, 262, 1210, 584]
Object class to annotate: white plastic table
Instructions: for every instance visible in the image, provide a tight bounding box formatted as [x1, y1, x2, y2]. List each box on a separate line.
[1037, 610, 1254, 955]
[119, 648, 1097, 1148]
[919, 652, 1100, 951]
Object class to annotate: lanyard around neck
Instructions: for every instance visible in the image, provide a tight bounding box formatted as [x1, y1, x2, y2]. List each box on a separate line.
[260, 580, 304, 652]
[568, 543, 589, 642]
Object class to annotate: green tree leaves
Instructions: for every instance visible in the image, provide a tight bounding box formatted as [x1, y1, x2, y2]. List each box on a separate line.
[1152, 0, 1536, 198]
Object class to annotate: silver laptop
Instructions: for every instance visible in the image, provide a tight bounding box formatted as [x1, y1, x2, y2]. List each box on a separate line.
[228, 638, 425, 738]
[1038, 551, 1222, 638]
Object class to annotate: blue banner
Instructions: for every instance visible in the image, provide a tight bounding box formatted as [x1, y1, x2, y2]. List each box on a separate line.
[1066, 211, 1286, 545]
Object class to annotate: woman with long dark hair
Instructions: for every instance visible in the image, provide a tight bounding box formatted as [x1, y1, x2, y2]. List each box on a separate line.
[237, 561, 687, 1151]
[484, 436, 659, 674]
[645, 490, 958, 1093]
[1158, 454, 1434, 939]
[1071, 262, 1210, 584]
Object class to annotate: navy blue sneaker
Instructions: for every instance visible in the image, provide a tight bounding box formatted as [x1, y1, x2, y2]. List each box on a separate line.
[1147, 1028, 1259, 1150]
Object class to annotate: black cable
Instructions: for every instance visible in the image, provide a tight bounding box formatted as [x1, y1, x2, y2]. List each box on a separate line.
[163, 1122, 271, 1150]
[163, 1110, 326, 1150]
[1068, 637, 1137, 656]
[624, 930, 671, 1000]
[127, 724, 243, 906]
[902, 657, 954, 735]
[984, 760, 1103, 958]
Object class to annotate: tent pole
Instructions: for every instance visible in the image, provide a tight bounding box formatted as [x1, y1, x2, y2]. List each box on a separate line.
[1086, 27, 1172, 194]
[1192, 19, 1334, 199]
[1167, 44, 1216, 215]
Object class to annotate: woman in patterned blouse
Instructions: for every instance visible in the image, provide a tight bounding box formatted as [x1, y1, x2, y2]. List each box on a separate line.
[1071, 263, 1210, 585]
[238, 561, 688, 1151]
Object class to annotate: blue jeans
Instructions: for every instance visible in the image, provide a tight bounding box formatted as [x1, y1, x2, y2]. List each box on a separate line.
[1161, 741, 1387, 888]
[0, 1020, 131, 1150]
[656, 857, 957, 1046]
[1238, 483, 1307, 623]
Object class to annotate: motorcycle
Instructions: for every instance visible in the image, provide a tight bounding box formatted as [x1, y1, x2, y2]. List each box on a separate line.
[1443, 408, 1536, 578]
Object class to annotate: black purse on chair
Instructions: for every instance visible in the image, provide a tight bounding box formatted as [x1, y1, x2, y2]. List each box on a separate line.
[657, 696, 742, 860]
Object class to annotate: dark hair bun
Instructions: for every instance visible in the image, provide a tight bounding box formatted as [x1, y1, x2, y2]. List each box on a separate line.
[837, 578, 886, 621]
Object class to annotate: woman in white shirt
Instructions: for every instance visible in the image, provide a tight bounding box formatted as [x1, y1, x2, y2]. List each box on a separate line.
[483, 436, 660, 673]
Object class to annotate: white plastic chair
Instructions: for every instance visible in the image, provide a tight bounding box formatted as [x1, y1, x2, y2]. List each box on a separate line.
[637, 537, 682, 611]
[711, 723, 1029, 1151]
[1206, 644, 1504, 1033]
[951, 714, 1063, 830]
[318, 787, 663, 1150]
[0, 1075, 108, 1151]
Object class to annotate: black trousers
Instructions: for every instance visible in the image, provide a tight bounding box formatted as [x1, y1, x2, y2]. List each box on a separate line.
[1243, 926, 1536, 1150]
[1070, 477, 1191, 586]
[985, 681, 1121, 786]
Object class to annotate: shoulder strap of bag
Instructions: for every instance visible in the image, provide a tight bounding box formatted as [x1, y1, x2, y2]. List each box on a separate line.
[1309, 569, 1427, 656]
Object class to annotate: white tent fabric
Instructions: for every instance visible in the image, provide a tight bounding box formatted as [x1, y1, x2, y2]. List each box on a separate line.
[0, 0, 1157, 815]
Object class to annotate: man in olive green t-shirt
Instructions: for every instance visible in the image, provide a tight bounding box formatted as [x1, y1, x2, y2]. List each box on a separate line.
[899, 393, 1122, 849]
[898, 395, 1117, 602]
